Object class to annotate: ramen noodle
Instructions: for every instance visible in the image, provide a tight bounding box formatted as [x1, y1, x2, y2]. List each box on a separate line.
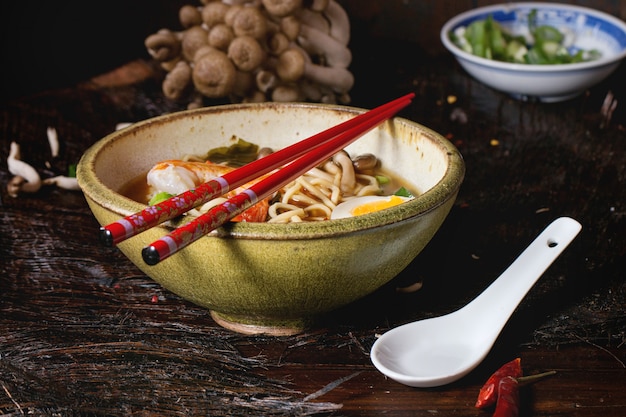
[121, 143, 413, 223]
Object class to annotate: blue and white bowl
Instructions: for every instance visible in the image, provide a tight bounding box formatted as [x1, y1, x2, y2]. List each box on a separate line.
[441, 2, 626, 102]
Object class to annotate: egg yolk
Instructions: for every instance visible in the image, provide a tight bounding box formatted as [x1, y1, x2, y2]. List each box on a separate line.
[351, 195, 406, 216]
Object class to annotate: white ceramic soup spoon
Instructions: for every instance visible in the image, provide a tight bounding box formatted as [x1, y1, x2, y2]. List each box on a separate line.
[370, 217, 582, 388]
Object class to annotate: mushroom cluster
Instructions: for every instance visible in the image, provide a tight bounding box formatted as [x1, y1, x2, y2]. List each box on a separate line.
[145, 0, 354, 108]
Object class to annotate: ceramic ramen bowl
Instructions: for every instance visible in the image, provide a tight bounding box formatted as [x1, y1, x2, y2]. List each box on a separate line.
[77, 102, 465, 335]
[441, 2, 626, 102]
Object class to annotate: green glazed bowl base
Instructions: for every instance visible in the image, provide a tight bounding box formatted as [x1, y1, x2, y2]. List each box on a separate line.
[210, 310, 311, 336]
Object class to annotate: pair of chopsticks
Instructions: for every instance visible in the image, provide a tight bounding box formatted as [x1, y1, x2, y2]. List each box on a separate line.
[99, 93, 414, 265]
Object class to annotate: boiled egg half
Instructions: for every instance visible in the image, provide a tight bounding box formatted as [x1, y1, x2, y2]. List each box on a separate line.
[330, 195, 414, 220]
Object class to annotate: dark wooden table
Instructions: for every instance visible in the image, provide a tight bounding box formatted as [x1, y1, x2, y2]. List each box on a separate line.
[1, 35, 625, 416]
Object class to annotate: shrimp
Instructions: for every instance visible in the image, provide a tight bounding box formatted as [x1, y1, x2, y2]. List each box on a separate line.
[146, 159, 270, 223]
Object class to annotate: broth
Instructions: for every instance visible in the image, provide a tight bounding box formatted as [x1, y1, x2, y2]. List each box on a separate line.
[119, 148, 417, 223]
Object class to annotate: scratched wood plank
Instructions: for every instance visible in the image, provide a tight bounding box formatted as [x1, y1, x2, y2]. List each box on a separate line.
[1, 25, 625, 416]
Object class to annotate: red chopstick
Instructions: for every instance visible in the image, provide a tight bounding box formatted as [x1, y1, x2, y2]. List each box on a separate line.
[100, 93, 415, 247]
[142, 96, 413, 265]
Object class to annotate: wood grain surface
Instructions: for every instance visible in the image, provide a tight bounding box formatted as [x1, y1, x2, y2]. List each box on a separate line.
[1, 13, 625, 416]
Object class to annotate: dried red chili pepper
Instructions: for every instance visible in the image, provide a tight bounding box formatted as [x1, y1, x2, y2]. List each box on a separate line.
[493, 376, 520, 417]
[475, 357, 556, 417]
[475, 357, 522, 409]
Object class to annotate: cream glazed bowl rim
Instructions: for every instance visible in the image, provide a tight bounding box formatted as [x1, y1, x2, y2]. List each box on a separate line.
[78, 102, 465, 240]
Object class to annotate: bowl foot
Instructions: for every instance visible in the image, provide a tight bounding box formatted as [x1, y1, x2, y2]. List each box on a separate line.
[210, 311, 310, 336]
[510, 91, 582, 103]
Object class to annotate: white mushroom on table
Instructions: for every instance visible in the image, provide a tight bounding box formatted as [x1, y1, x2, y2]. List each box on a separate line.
[145, 0, 354, 107]
[7, 141, 41, 197]
[5, 128, 80, 197]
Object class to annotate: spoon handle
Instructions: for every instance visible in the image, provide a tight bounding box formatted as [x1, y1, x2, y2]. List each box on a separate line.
[461, 217, 582, 336]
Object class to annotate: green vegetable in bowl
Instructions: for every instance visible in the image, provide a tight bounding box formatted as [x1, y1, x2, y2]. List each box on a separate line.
[450, 9, 601, 64]
[204, 137, 259, 166]
[149, 191, 173, 206]
[394, 186, 414, 198]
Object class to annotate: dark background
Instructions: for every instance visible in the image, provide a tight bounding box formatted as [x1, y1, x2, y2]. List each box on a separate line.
[0, 1, 182, 99]
[2, 0, 624, 100]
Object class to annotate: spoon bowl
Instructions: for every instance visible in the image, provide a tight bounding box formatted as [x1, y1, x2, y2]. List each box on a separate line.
[371, 217, 582, 387]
